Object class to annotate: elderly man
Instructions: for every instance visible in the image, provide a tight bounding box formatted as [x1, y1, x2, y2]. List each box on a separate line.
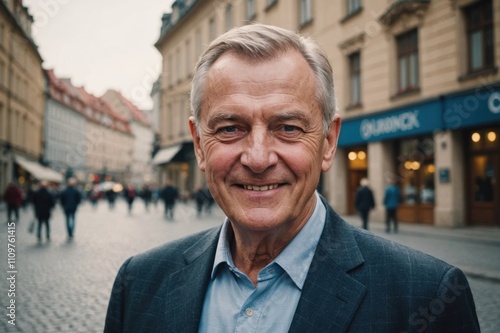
[105, 24, 479, 332]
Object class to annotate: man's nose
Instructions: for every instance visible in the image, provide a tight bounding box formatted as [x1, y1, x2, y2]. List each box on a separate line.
[240, 129, 278, 173]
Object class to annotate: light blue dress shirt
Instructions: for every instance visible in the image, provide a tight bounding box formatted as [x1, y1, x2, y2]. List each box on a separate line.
[199, 192, 326, 333]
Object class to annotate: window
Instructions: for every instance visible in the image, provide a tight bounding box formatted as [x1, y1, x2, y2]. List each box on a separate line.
[185, 39, 191, 76]
[168, 54, 173, 87]
[225, 4, 233, 31]
[195, 28, 202, 59]
[209, 17, 217, 41]
[0, 24, 3, 47]
[0, 61, 4, 86]
[175, 48, 181, 82]
[347, 0, 361, 15]
[246, 0, 256, 21]
[396, 29, 419, 93]
[348, 52, 361, 106]
[266, 0, 278, 10]
[465, 0, 494, 73]
[300, 0, 313, 26]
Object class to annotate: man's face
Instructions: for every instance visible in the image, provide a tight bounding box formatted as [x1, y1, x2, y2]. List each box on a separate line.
[190, 50, 340, 233]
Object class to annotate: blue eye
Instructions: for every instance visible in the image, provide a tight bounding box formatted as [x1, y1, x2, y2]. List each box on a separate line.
[282, 125, 297, 132]
[221, 126, 237, 133]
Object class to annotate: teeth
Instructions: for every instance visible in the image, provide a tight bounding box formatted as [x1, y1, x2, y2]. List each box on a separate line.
[243, 184, 278, 191]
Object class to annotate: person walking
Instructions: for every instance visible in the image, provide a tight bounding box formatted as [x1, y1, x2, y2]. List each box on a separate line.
[193, 186, 206, 217]
[32, 181, 55, 242]
[59, 178, 82, 239]
[124, 185, 136, 215]
[384, 179, 401, 233]
[3, 182, 24, 223]
[355, 178, 375, 230]
[140, 185, 153, 212]
[160, 181, 179, 220]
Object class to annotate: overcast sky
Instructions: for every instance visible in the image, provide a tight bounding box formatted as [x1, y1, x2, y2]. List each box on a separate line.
[23, 0, 174, 110]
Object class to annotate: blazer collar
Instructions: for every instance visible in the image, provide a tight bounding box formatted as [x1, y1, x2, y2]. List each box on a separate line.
[289, 198, 366, 333]
[163, 226, 221, 333]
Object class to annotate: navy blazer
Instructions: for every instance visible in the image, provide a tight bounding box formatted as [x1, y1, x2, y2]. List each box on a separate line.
[104, 199, 480, 332]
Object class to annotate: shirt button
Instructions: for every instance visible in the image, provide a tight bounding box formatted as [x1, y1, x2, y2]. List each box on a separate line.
[245, 308, 254, 317]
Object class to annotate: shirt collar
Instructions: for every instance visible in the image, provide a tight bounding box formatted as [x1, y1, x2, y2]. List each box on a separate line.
[211, 191, 326, 289]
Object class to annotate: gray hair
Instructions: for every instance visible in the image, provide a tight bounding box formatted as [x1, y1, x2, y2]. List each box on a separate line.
[190, 23, 336, 134]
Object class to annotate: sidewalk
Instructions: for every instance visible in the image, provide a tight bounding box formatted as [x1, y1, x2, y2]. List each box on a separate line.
[343, 215, 500, 283]
[342, 215, 500, 246]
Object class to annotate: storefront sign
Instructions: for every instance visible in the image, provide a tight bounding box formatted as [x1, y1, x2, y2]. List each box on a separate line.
[439, 168, 450, 183]
[338, 99, 442, 147]
[443, 86, 500, 129]
[360, 110, 420, 140]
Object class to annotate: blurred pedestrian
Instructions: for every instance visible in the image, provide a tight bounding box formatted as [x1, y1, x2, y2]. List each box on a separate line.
[355, 178, 375, 230]
[32, 181, 55, 242]
[141, 185, 153, 212]
[105, 188, 117, 210]
[3, 182, 24, 223]
[160, 180, 178, 220]
[384, 179, 401, 233]
[193, 186, 205, 217]
[204, 186, 214, 215]
[59, 178, 82, 239]
[89, 187, 99, 209]
[124, 184, 136, 215]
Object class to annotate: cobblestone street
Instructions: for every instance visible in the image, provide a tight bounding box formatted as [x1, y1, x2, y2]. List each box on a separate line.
[1, 200, 499, 332]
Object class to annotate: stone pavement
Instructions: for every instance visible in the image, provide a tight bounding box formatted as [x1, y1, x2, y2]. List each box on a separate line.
[0, 200, 498, 332]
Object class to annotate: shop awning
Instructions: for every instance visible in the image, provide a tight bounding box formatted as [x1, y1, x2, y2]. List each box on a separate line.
[152, 145, 182, 165]
[15, 155, 64, 183]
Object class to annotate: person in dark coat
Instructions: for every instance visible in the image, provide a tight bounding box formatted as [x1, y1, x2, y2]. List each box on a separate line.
[105, 188, 117, 210]
[160, 181, 179, 220]
[3, 182, 24, 223]
[193, 186, 206, 217]
[140, 185, 153, 212]
[384, 179, 401, 233]
[32, 181, 55, 242]
[355, 178, 375, 230]
[124, 185, 136, 215]
[59, 178, 82, 239]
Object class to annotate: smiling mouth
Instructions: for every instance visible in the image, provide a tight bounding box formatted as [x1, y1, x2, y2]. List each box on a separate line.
[242, 184, 279, 191]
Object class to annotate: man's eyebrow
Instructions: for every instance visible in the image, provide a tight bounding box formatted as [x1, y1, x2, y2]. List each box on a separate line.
[207, 113, 245, 128]
[270, 111, 311, 124]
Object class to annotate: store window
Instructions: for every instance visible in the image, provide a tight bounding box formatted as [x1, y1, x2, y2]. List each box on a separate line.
[397, 136, 435, 205]
[464, 0, 494, 73]
[469, 128, 498, 203]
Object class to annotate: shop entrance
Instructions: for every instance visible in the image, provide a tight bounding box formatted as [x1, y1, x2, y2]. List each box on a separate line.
[467, 128, 500, 226]
[346, 147, 368, 215]
[396, 136, 435, 224]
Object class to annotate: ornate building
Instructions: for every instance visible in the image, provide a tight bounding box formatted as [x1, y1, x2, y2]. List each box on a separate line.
[155, 0, 500, 226]
[0, 0, 57, 192]
[101, 89, 154, 186]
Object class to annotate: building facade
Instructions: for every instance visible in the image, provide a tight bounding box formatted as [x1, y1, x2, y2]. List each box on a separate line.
[156, 0, 500, 226]
[45, 71, 87, 180]
[0, 0, 48, 192]
[77, 88, 134, 184]
[101, 90, 154, 187]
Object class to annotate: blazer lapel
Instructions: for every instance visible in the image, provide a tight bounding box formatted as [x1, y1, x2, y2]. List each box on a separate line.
[289, 202, 366, 333]
[163, 227, 221, 333]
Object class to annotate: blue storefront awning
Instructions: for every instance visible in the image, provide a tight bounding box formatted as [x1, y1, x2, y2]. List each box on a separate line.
[338, 99, 443, 147]
[338, 84, 500, 147]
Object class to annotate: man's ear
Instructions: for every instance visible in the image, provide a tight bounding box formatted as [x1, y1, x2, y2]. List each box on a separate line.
[189, 117, 206, 172]
[321, 114, 341, 172]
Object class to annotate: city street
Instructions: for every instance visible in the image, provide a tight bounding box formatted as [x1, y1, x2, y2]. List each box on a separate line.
[1, 199, 499, 333]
